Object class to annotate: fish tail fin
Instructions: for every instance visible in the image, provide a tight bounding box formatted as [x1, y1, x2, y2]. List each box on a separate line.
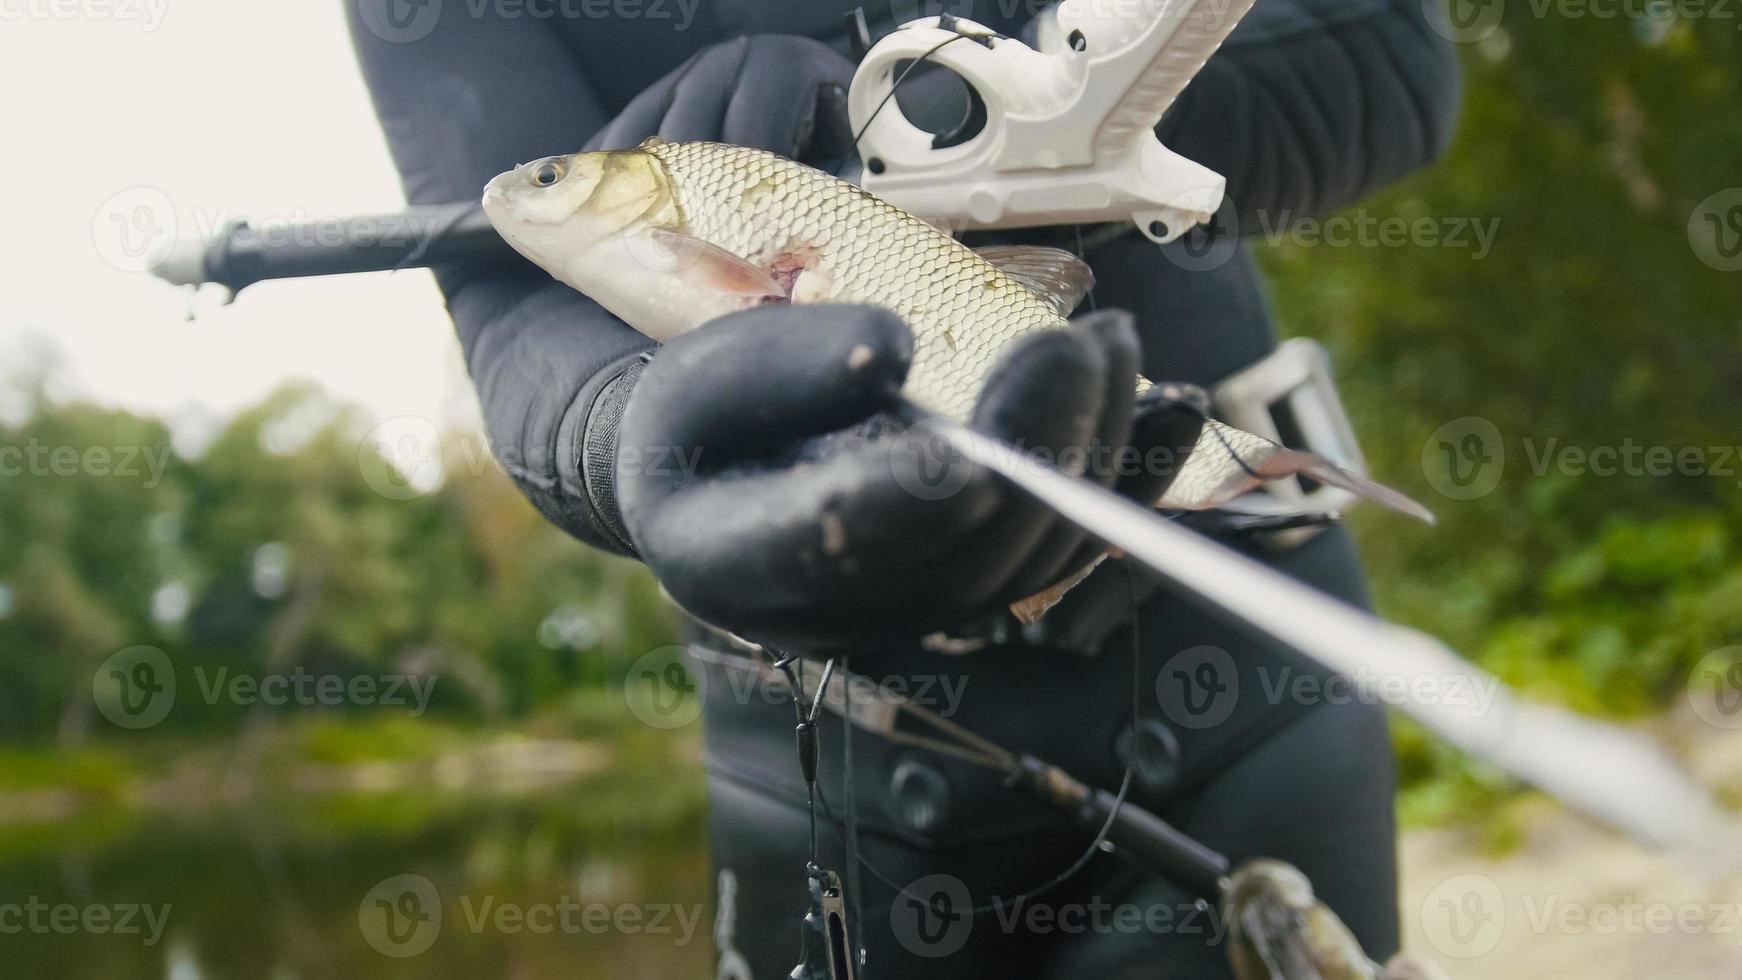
[1269, 449, 1437, 525]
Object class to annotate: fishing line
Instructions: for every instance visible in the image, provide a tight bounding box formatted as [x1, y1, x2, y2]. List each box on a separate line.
[814, 579, 1145, 919]
[837, 22, 1268, 493]
[831, 32, 975, 178]
[841, 653, 865, 977]
[800, 13, 1268, 943]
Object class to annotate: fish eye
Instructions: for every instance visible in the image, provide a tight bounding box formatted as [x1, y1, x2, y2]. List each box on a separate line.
[531, 161, 565, 187]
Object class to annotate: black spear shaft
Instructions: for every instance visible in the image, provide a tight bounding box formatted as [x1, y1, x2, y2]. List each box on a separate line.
[150, 202, 507, 295]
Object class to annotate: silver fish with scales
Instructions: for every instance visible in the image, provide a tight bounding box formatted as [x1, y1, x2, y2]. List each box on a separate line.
[481, 138, 1430, 542]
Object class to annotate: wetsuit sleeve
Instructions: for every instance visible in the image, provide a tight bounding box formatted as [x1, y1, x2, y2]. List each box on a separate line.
[345, 7, 654, 554]
[1159, 0, 1463, 231]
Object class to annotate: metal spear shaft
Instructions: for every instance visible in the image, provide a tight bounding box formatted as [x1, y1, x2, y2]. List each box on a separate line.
[147, 213, 1729, 854]
[913, 411, 1729, 855]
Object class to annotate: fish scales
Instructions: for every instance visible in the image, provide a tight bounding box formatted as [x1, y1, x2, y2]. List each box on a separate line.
[481, 140, 1433, 546]
[647, 140, 1071, 423]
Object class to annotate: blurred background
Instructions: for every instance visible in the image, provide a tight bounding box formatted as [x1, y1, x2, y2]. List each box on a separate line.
[1, 2, 1739, 977]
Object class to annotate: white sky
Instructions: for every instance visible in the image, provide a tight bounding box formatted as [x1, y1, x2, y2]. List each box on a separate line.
[0, 0, 480, 437]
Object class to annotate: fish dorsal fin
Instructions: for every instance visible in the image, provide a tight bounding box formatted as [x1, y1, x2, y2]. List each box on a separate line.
[649, 228, 785, 299]
[973, 245, 1096, 316]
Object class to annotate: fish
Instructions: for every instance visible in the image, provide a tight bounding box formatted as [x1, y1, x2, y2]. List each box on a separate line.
[1222, 859, 1452, 980]
[1223, 859, 1383, 980]
[480, 138, 1431, 526]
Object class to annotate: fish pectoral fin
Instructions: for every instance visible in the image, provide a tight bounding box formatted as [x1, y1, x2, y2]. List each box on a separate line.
[650, 228, 786, 300]
[971, 244, 1096, 316]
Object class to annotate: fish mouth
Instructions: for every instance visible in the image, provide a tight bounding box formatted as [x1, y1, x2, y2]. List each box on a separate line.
[481, 178, 510, 212]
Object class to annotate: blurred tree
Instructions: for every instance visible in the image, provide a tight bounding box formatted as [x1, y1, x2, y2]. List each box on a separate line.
[0, 378, 676, 744]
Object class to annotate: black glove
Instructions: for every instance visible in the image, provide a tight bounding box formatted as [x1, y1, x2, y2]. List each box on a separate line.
[552, 34, 861, 553]
[611, 304, 1200, 649]
[585, 34, 856, 167]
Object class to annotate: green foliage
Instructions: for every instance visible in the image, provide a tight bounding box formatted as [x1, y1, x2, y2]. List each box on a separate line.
[1257, 15, 1742, 815]
[0, 380, 678, 744]
[3, 17, 1738, 830]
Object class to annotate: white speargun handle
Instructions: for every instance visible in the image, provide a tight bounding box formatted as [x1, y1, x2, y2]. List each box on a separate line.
[850, 0, 1257, 243]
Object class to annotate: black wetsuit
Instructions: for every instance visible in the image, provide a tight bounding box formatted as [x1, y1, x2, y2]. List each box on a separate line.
[348, 3, 1460, 976]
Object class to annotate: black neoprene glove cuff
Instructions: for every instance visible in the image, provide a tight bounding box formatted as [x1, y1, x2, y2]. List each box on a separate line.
[558, 349, 654, 558]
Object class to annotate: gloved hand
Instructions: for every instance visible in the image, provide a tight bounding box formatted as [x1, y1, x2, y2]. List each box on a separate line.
[585, 34, 856, 167]
[548, 34, 863, 554]
[611, 303, 1201, 649]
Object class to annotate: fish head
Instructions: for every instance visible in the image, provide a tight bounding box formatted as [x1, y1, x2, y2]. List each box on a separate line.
[482, 149, 676, 273]
[483, 144, 784, 341]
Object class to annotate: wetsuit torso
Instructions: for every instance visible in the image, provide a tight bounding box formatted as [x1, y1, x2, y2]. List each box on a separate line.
[348, 3, 1461, 975]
